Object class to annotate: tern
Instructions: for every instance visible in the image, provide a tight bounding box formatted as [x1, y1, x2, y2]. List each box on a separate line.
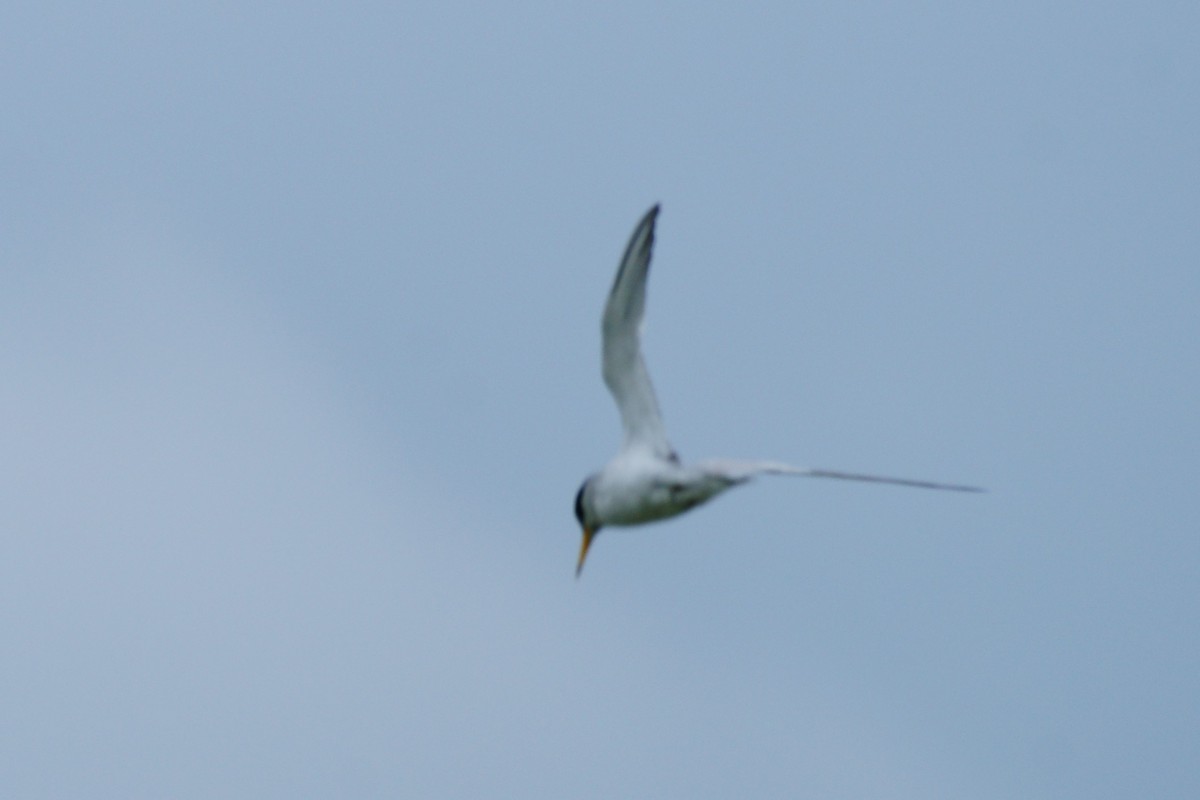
[573, 205, 981, 576]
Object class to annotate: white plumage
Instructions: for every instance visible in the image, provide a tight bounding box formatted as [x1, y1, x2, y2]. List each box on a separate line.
[573, 205, 980, 576]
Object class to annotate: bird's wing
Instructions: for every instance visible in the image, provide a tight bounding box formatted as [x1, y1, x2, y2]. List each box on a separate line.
[697, 459, 984, 492]
[602, 205, 674, 458]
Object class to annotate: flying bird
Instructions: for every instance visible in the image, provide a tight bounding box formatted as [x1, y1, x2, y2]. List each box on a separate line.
[573, 205, 981, 576]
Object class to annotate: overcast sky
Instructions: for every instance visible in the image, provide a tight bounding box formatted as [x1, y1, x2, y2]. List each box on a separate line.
[3, 3, 1198, 798]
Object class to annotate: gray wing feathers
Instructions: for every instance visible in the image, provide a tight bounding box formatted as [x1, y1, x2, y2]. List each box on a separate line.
[602, 205, 673, 457]
[697, 459, 984, 492]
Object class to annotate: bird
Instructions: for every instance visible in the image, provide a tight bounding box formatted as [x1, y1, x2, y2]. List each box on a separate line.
[572, 204, 982, 576]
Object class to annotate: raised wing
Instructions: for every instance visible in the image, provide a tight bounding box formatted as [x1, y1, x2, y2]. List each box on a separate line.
[602, 205, 674, 457]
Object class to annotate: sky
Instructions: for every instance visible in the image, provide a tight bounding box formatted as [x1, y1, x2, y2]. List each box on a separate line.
[3, 3, 1198, 798]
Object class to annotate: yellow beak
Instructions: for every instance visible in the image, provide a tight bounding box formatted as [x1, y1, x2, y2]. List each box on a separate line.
[576, 527, 595, 578]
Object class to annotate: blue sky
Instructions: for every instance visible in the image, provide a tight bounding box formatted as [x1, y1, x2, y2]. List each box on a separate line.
[3, 3, 1198, 797]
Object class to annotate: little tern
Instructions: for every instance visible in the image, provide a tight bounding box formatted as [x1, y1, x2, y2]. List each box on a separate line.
[573, 205, 981, 576]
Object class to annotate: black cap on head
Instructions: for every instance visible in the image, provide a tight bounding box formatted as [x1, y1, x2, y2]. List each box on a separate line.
[573, 481, 588, 527]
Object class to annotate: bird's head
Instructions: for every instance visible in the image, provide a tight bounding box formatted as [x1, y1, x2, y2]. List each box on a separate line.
[573, 478, 602, 578]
